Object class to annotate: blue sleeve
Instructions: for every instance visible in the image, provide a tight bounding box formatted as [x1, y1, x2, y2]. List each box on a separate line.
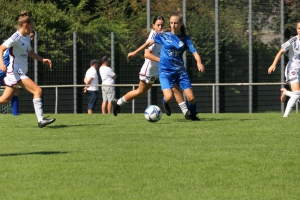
[153, 33, 163, 45]
[186, 35, 197, 53]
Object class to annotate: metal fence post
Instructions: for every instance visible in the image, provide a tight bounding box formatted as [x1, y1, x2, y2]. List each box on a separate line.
[73, 32, 77, 114]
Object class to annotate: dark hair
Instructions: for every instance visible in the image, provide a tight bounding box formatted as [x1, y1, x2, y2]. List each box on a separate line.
[18, 10, 34, 27]
[170, 11, 186, 37]
[145, 15, 165, 40]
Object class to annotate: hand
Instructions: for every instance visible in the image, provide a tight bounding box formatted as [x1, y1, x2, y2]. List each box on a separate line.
[42, 58, 52, 69]
[0, 65, 6, 72]
[268, 64, 276, 74]
[127, 51, 136, 59]
[83, 87, 87, 93]
[197, 62, 205, 73]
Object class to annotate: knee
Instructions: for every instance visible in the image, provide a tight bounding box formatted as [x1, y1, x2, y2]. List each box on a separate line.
[186, 96, 195, 103]
[35, 87, 42, 96]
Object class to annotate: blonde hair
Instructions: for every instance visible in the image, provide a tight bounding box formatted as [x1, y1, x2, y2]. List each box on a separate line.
[18, 10, 34, 27]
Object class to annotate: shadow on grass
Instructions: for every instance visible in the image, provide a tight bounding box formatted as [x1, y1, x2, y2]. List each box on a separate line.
[0, 151, 69, 157]
[40, 123, 105, 129]
[173, 117, 258, 122]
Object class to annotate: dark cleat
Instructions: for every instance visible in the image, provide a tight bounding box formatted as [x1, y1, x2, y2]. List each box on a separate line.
[162, 101, 171, 116]
[191, 116, 200, 121]
[112, 99, 120, 116]
[184, 110, 191, 120]
[38, 117, 56, 128]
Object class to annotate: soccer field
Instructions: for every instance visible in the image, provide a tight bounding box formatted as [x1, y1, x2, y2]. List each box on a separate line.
[0, 113, 299, 199]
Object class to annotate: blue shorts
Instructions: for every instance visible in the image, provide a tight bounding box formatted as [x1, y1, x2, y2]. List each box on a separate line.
[0, 73, 5, 86]
[159, 71, 192, 91]
[87, 90, 98, 110]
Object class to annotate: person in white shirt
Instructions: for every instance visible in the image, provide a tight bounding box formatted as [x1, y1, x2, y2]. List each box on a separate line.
[268, 20, 300, 117]
[99, 56, 117, 114]
[84, 59, 100, 114]
[0, 10, 55, 128]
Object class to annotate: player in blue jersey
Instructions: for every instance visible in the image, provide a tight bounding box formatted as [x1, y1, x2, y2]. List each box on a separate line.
[128, 12, 205, 120]
[0, 49, 20, 116]
[112, 16, 191, 119]
[0, 10, 55, 128]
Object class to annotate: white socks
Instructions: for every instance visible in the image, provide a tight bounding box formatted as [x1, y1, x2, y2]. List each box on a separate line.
[33, 98, 43, 122]
[283, 91, 300, 117]
[117, 96, 127, 106]
[178, 102, 188, 115]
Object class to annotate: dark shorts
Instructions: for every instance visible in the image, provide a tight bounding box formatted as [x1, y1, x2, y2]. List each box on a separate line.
[87, 90, 98, 110]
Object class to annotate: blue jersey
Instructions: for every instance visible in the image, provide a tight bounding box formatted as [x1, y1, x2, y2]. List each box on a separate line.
[0, 49, 10, 84]
[153, 32, 197, 73]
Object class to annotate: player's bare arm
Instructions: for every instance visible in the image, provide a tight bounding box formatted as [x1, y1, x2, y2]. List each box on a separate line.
[268, 49, 285, 74]
[28, 50, 52, 69]
[144, 49, 159, 62]
[193, 52, 205, 73]
[127, 39, 155, 59]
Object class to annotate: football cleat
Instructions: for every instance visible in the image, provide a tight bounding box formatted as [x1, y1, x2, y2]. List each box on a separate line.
[162, 100, 171, 116]
[184, 110, 191, 120]
[38, 117, 56, 128]
[112, 99, 120, 116]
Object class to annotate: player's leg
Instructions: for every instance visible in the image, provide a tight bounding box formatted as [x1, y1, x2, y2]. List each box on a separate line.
[183, 88, 199, 120]
[113, 80, 153, 116]
[283, 81, 300, 117]
[0, 86, 16, 104]
[18, 78, 55, 127]
[179, 73, 199, 121]
[11, 88, 20, 116]
[172, 84, 190, 119]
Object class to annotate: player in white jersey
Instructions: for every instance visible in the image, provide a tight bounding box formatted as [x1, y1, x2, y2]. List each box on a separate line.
[268, 20, 300, 117]
[112, 16, 191, 119]
[0, 10, 55, 127]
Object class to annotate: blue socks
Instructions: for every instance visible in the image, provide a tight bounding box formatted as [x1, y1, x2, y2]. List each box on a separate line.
[11, 96, 19, 116]
[187, 101, 197, 118]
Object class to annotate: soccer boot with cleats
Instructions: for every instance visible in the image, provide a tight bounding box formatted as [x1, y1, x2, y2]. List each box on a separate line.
[112, 99, 120, 116]
[38, 117, 56, 128]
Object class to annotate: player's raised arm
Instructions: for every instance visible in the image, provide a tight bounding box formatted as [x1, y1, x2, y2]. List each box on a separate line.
[127, 39, 155, 59]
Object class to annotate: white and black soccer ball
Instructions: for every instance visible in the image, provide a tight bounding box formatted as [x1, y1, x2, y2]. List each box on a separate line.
[144, 105, 162, 122]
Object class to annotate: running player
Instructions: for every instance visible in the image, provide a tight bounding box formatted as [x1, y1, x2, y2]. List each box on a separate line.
[268, 19, 300, 117]
[127, 12, 205, 120]
[0, 10, 55, 127]
[112, 16, 191, 119]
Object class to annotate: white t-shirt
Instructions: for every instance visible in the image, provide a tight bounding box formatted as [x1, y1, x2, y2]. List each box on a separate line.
[3, 30, 32, 74]
[99, 66, 115, 85]
[85, 67, 99, 91]
[281, 35, 300, 68]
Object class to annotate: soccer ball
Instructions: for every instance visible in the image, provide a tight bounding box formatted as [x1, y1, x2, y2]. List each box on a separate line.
[144, 105, 162, 122]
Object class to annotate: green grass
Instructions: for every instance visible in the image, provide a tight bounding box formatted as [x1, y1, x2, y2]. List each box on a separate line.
[0, 112, 300, 199]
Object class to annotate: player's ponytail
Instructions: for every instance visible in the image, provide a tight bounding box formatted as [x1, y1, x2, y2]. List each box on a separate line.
[18, 10, 34, 27]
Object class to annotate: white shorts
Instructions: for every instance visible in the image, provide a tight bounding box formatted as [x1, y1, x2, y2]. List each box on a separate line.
[139, 60, 158, 84]
[4, 67, 28, 87]
[285, 63, 300, 84]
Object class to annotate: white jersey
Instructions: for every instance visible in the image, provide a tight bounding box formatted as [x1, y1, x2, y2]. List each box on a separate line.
[3, 30, 32, 74]
[139, 29, 162, 83]
[281, 35, 300, 68]
[99, 66, 115, 85]
[85, 67, 99, 91]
